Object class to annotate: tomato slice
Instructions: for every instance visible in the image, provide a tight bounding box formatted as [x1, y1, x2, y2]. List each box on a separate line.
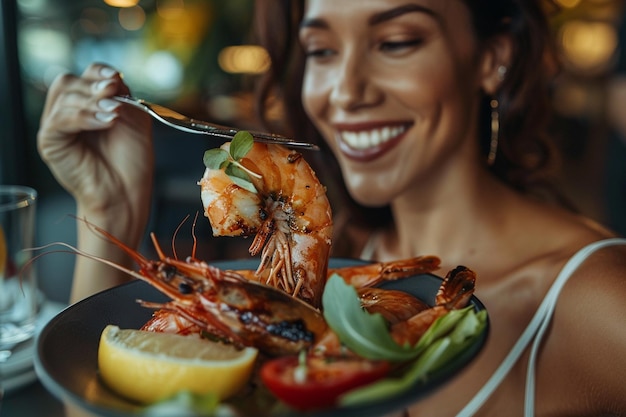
[260, 354, 390, 411]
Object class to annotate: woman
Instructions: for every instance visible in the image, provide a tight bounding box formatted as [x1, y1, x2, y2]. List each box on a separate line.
[253, 3, 626, 415]
[37, 0, 626, 415]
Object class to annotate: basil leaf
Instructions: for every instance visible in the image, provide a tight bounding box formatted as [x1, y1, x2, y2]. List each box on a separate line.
[322, 274, 418, 361]
[225, 164, 250, 181]
[224, 164, 256, 193]
[229, 175, 257, 194]
[203, 149, 229, 170]
[230, 131, 254, 161]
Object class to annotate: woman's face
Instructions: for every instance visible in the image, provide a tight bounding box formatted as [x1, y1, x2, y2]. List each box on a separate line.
[300, 0, 488, 206]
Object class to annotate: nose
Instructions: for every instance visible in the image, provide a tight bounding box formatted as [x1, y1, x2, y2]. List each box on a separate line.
[329, 49, 382, 110]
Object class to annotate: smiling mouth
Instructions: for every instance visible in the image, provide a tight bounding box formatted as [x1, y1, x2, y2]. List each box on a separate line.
[336, 124, 410, 161]
[339, 125, 408, 150]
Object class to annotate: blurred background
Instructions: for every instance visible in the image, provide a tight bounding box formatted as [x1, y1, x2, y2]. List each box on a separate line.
[1, 0, 626, 304]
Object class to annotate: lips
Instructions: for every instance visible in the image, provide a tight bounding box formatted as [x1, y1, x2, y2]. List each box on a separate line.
[335, 123, 411, 162]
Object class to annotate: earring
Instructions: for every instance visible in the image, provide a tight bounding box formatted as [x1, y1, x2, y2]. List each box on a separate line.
[497, 65, 507, 82]
[487, 98, 499, 166]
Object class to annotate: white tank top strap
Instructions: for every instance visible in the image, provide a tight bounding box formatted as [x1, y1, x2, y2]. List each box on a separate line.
[455, 238, 626, 417]
[360, 229, 383, 261]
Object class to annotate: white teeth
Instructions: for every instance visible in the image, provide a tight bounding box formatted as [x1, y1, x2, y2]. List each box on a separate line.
[340, 125, 407, 150]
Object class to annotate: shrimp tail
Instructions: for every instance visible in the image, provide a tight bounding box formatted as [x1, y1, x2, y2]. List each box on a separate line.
[436, 265, 476, 309]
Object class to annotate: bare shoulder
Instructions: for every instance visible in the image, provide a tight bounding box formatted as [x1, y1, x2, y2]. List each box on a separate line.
[549, 221, 626, 328]
[562, 239, 626, 320]
[542, 234, 626, 414]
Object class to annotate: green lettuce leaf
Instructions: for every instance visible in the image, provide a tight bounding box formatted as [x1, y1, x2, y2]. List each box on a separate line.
[321, 273, 488, 406]
[339, 308, 487, 406]
[322, 274, 420, 361]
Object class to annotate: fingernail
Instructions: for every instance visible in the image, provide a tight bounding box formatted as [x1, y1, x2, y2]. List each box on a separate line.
[95, 112, 117, 123]
[100, 66, 118, 78]
[98, 98, 120, 112]
[94, 79, 115, 92]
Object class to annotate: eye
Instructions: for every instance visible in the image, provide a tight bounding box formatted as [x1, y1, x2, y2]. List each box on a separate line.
[178, 282, 194, 294]
[304, 48, 336, 59]
[160, 264, 177, 281]
[379, 39, 422, 52]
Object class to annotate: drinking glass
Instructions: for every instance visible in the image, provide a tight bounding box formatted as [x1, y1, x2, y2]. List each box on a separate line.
[0, 185, 38, 349]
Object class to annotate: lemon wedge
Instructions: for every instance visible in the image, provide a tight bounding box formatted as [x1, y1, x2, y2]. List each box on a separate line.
[98, 325, 258, 404]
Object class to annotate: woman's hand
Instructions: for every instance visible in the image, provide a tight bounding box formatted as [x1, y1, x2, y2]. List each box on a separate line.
[38, 63, 153, 226]
[37, 63, 154, 302]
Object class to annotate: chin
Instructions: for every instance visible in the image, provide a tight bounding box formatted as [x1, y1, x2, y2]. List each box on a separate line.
[340, 169, 397, 208]
[346, 186, 392, 208]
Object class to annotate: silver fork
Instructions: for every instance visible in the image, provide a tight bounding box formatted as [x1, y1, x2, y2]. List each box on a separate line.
[113, 95, 319, 150]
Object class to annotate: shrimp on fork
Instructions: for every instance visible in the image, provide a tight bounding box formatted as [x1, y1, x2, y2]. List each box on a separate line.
[198, 141, 441, 307]
[199, 142, 333, 308]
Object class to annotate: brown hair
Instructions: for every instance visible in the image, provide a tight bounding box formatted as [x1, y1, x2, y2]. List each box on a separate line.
[466, 0, 560, 187]
[253, 0, 562, 255]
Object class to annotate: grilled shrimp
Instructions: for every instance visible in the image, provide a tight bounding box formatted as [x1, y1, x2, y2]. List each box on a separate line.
[331, 255, 441, 288]
[314, 265, 477, 355]
[71, 221, 328, 357]
[55, 217, 474, 359]
[390, 266, 476, 346]
[199, 142, 333, 308]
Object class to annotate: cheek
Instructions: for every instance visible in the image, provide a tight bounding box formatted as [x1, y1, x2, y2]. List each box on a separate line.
[383, 56, 456, 111]
[301, 69, 326, 124]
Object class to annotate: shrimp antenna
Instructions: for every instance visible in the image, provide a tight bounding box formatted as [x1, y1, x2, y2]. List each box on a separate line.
[170, 213, 201, 260]
[25, 242, 144, 281]
[172, 214, 191, 260]
[191, 211, 199, 259]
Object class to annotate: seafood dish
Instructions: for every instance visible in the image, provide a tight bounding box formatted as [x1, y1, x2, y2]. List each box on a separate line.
[35, 133, 488, 416]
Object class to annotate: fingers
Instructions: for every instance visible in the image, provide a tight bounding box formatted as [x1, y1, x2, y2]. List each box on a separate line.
[81, 62, 121, 80]
[45, 63, 122, 111]
[40, 64, 127, 135]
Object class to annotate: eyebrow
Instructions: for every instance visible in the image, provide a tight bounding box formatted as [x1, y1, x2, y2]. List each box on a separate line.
[369, 3, 437, 26]
[299, 3, 437, 30]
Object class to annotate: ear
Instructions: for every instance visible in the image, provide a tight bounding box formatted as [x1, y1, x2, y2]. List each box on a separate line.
[479, 34, 513, 95]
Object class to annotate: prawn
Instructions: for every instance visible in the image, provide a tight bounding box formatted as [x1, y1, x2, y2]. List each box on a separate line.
[66, 220, 328, 357]
[390, 265, 476, 346]
[52, 217, 473, 358]
[199, 142, 333, 308]
[198, 142, 442, 306]
[331, 255, 441, 288]
[313, 265, 477, 355]
[226, 255, 441, 291]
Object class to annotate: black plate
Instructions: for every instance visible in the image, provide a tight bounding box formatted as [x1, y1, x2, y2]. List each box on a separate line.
[34, 258, 488, 417]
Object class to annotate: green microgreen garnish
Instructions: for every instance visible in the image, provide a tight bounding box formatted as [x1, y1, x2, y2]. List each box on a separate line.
[203, 131, 260, 193]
